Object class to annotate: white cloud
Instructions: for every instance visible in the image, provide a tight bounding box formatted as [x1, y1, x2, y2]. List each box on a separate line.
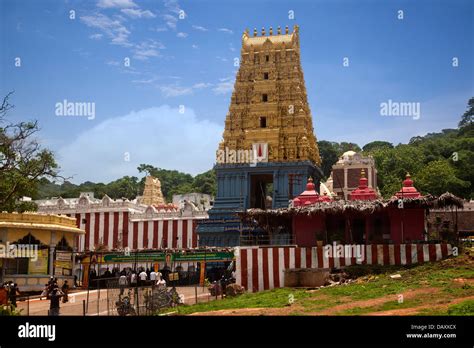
[191, 44, 198, 49]
[229, 43, 235, 51]
[164, 0, 182, 15]
[132, 39, 165, 60]
[97, 0, 137, 9]
[192, 82, 212, 89]
[80, 13, 132, 47]
[159, 85, 193, 97]
[218, 28, 233, 34]
[192, 25, 208, 32]
[213, 77, 234, 95]
[57, 106, 221, 182]
[106, 60, 120, 66]
[163, 14, 177, 30]
[176, 32, 188, 38]
[89, 33, 103, 40]
[216, 56, 228, 62]
[121, 8, 156, 18]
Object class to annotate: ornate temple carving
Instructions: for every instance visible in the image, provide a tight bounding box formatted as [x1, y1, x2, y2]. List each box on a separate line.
[140, 176, 165, 206]
[218, 25, 321, 165]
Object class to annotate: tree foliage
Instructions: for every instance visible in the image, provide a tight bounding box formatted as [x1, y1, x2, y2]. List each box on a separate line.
[0, 93, 62, 212]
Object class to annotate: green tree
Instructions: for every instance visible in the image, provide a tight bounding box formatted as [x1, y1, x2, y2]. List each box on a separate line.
[416, 160, 470, 197]
[362, 141, 393, 153]
[0, 93, 62, 212]
[317, 141, 339, 179]
[458, 97, 473, 128]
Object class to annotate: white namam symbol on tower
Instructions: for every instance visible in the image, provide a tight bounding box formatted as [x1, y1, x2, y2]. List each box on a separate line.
[251, 143, 268, 166]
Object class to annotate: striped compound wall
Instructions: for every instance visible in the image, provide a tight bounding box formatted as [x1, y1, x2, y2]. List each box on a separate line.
[71, 212, 199, 252]
[235, 244, 453, 293]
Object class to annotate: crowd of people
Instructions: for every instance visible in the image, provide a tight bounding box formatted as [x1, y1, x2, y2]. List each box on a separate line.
[89, 266, 174, 289]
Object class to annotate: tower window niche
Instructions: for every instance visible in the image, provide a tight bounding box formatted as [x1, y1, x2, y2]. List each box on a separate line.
[262, 94, 268, 102]
[264, 72, 269, 80]
[260, 117, 267, 128]
[266, 55, 269, 62]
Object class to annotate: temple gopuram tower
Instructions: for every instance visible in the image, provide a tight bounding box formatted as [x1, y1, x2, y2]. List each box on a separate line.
[197, 25, 323, 247]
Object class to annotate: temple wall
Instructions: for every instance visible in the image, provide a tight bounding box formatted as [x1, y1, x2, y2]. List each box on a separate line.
[235, 244, 453, 293]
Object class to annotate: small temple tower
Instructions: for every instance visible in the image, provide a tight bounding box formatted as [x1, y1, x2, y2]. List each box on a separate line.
[140, 176, 165, 206]
[197, 25, 323, 247]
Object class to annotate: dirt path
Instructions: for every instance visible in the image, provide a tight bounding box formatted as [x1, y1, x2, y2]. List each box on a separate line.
[189, 288, 443, 316]
[312, 287, 440, 315]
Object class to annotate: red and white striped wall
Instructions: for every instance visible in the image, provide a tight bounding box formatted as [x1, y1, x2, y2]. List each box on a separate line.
[235, 244, 453, 293]
[68, 212, 199, 252]
[129, 219, 198, 250]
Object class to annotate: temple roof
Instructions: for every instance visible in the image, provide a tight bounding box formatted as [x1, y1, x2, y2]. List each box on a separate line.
[394, 173, 421, 198]
[293, 177, 331, 207]
[349, 169, 377, 201]
[242, 26, 298, 48]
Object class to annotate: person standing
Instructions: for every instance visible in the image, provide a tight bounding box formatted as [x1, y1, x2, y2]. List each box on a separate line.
[118, 274, 127, 295]
[49, 286, 63, 316]
[150, 270, 157, 284]
[138, 270, 147, 286]
[61, 281, 69, 303]
[130, 272, 137, 287]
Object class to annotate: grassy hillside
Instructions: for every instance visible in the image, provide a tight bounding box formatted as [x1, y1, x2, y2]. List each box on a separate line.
[172, 251, 474, 316]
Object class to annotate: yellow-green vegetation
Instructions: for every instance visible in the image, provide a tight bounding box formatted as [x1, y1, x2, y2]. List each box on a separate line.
[173, 253, 474, 316]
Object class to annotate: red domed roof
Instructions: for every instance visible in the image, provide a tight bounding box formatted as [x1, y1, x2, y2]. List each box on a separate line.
[349, 169, 377, 201]
[394, 173, 421, 198]
[293, 177, 332, 207]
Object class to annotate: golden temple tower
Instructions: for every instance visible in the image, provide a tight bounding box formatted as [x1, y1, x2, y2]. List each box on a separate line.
[218, 25, 321, 165]
[140, 176, 165, 206]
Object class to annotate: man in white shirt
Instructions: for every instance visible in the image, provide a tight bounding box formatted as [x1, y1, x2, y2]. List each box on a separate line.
[118, 274, 127, 295]
[150, 270, 157, 282]
[130, 272, 137, 287]
[139, 270, 147, 286]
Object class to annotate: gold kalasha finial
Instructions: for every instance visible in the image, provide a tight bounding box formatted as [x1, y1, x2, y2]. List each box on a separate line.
[253, 28, 257, 37]
[261, 27, 265, 36]
[269, 27, 273, 35]
[277, 26, 281, 34]
[285, 25, 289, 34]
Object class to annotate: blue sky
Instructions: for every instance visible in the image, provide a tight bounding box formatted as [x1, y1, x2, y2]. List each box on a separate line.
[1, 0, 473, 183]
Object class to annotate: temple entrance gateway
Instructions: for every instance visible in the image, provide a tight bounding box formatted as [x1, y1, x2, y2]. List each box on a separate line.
[197, 25, 323, 247]
[250, 174, 273, 209]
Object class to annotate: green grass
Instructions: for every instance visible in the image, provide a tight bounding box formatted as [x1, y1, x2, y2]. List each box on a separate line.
[447, 299, 474, 315]
[171, 254, 473, 316]
[175, 287, 311, 315]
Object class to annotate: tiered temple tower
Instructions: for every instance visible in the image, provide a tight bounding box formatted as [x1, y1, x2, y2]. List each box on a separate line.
[197, 25, 323, 247]
[140, 176, 166, 206]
